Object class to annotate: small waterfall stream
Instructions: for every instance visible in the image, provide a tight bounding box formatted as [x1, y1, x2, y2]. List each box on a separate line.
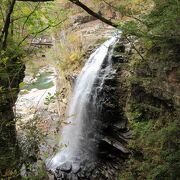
[47, 36, 119, 173]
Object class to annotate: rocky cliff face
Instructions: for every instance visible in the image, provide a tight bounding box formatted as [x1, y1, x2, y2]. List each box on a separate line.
[0, 57, 25, 176]
[115, 38, 180, 179]
[55, 37, 180, 179]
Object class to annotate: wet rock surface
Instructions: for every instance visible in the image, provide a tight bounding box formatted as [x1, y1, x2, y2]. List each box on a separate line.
[56, 162, 72, 173]
[54, 159, 124, 180]
[54, 40, 131, 180]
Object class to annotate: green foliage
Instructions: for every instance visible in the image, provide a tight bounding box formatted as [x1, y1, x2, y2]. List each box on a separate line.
[47, 31, 85, 73]
[121, 102, 180, 179]
[44, 91, 60, 105]
[0, 0, 68, 52]
[95, 37, 108, 45]
[147, 0, 180, 36]
[0, 0, 179, 178]
[117, 0, 180, 49]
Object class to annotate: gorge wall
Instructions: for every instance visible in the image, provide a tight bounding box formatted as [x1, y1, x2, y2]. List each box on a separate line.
[116, 38, 180, 179]
[55, 35, 179, 179]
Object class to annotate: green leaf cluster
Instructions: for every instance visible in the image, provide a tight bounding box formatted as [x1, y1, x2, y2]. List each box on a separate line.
[117, 0, 180, 48]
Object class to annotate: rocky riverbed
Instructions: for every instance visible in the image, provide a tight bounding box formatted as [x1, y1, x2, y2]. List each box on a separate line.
[15, 65, 61, 178]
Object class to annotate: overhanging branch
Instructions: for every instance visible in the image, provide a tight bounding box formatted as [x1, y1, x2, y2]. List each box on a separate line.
[69, 0, 118, 28]
[69, 0, 145, 60]
[18, 18, 67, 46]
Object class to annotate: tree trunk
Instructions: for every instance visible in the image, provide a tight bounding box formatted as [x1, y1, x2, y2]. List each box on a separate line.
[0, 59, 25, 177]
[0, 0, 16, 50]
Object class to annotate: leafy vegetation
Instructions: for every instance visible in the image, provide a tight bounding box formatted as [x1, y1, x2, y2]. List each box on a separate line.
[121, 101, 180, 179]
[0, 0, 67, 177]
[118, 0, 180, 49]
[114, 1, 180, 179]
[52, 31, 85, 72]
[0, 0, 179, 179]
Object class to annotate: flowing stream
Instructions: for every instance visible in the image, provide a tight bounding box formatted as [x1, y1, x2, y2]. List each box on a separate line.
[47, 36, 119, 171]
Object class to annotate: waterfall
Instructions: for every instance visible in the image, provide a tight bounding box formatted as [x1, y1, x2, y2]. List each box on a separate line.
[47, 35, 119, 171]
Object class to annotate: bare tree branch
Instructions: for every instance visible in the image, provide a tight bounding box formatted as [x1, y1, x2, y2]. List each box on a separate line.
[68, 0, 145, 60]
[101, 0, 146, 25]
[69, 0, 118, 28]
[18, 18, 67, 47]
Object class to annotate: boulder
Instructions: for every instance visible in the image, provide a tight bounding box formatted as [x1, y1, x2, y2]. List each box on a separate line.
[56, 162, 72, 173]
[100, 137, 129, 154]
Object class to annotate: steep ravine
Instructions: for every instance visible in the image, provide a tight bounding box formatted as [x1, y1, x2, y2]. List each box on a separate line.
[52, 36, 179, 180]
[0, 16, 178, 178]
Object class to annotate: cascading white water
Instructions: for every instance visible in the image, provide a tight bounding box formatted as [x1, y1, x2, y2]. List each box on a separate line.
[47, 35, 119, 171]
